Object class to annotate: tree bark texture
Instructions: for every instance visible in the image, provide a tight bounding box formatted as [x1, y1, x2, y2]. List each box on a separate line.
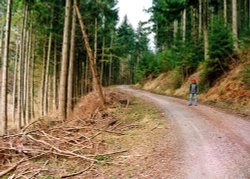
[199, 0, 202, 38]
[17, 3, 28, 129]
[203, 0, 209, 60]
[74, 1, 105, 106]
[232, 0, 238, 49]
[12, 42, 19, 122]
[67, 7, 76, 118]
[109, 31, 113, 86]
[40, 42, 46, 117]
[59, 0, 71, 120]
[30, 35, 35, 120]
[0, 0, 12, 135]
[224, 0, 227, 25]
[182, 9, 186, 43]
[44, 18, 53, 115]
[53, 40, 58, 111]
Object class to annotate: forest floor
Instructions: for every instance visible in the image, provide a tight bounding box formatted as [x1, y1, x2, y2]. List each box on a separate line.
[0, 88, 177, 178]
[1, 86, 250, 178]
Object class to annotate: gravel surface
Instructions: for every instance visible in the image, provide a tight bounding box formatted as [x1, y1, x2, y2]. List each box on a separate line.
[119, 86, 250, 179]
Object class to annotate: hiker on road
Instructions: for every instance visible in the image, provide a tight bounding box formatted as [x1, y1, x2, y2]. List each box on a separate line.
[188, 79, 198, 106]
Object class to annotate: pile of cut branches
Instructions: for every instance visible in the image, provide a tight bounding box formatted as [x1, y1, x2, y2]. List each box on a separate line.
[0, 90, 130, 178]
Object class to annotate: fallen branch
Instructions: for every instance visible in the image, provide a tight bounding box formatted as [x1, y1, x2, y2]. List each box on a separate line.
[61, 162, 94, 178]
[86, 150, 128, 157]
[27, 135, 98, 162]
[0, 158, 26, 177]
[21, 117, 44, 133]
[28, 160, 49, 179]
[0, 153, 47, 177]
[151, 122, 161, 131]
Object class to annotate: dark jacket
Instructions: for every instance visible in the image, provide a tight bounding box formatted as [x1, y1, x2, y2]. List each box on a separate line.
[189, 83, 198, 94]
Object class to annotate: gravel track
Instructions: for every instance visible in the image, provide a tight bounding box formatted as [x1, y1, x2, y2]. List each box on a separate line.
[119, 86, 250, 179]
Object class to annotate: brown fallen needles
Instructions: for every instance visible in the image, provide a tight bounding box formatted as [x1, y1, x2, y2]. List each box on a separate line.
[0, 90, 130, 178]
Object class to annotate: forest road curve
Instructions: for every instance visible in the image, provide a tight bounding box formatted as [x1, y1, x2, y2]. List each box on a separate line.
[118, 85, 250, 179]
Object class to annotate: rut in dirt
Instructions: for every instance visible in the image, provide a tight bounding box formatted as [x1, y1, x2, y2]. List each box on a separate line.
[119, 86, 250, 179]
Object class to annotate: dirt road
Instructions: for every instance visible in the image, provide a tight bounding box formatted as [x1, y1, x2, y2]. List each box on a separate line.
[118, 86, 250, 179]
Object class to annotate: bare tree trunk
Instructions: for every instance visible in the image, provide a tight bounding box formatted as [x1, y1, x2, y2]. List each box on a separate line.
[25, 26, 32, 123]
[67, 8, 76, 118]
[80, 61, 84, 96]
[24, 28, 31, 123]
[85, 56, 89, 93]
[53, 40, 58, 111]
[173, 19, 178, 46]
[48, 77, 52, 112]
[182, 9, 186, 44]
[74, 1, 105, 106]
[17, 3, 28, 129]
[109, 31, 113, 86]
[12, 42, 19, 122]
[23, 29, 29, 124]
[199, 0, 202, 38]
[100, 36, 105, 84]
[59, 0, 71, 120]
[203, 0, 209, 60]
[232, 0, 238, 49]
[0, 26, 4, 65]
[93, 18, 98, 90]
[224, 0, 227, 25]
[44, 18, 53, 115]
[22, 5, 29, 126]
[40, 42, 46, 117]
[17, 40, 22, 129]
[30, 35, 35, 120]
[0, 0, 12, 135]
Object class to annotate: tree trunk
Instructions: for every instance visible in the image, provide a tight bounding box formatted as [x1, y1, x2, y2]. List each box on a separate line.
[12, 42, 19, 122]
[81, 61, 84, 95]
[44, 17, 53, 115]
[67, 7, 76, 118]
[100, 36, 105, 84]
[0, 0, 12, 136]
[17, 3, 28, 129]
[224, 0, 227, 25]
[26, 25, 32, 123]
[30, 35, 35, 120]
[85, 56, 89, 93]
[173, 19, 178, 46]
[23, 30, 28, 124]
[22, 14, 29, 126]
[232, 0, 238, 49]
[182, 9, 186, 44]
[24, 28, 31, 123]
[0, 26, 4, 65]
[109, 31, 113, 86]
[59, 0, 71, 120]
[199, 0, 202, 38]
[48, 77, 52, 112]
[53, 40, 58, 111]
[17, 40, 22, 129]
[40, 42, 46, 117]
[74, 1, 105, 106]
[203, 0, 209, 60]
[93, 18, 98, 90]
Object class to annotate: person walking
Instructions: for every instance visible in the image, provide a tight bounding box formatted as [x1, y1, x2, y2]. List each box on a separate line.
[188, 79, 198, 106]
